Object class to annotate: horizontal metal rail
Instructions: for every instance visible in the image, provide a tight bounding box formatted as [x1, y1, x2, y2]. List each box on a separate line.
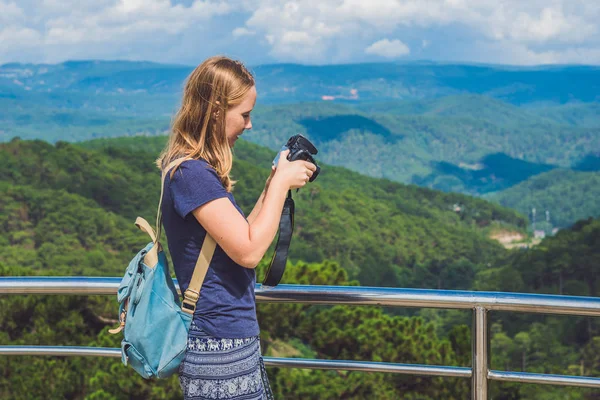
[0, 346, 471, 378]
[2, 345, 598, 388]
[488, 370, 600, 389]
[2, 277, 600, 399]
[2, 277, 600, 316]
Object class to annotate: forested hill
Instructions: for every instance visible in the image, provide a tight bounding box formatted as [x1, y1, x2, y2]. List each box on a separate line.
[2, 60, 599, 230]
[469, 217, 600, 400]
[1, 137, 524, 287]
[2, 136, 599, 399]
[488, 169, 600, 228]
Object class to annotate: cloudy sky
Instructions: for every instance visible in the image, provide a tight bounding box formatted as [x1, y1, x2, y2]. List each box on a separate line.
[2, 0, 600, 66]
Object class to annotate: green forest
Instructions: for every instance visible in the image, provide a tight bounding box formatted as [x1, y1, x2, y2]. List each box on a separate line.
[3, 91, 599, 230]
[3, 60, 600, 230]
[1, 137, 599, 399]
[488, 169, 600, 228]
[3, 61, 600, 233]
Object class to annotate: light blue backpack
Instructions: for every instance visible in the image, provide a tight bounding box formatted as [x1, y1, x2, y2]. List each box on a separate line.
[109, 158, 216, 379]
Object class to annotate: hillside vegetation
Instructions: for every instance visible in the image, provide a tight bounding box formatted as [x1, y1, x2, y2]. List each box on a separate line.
[488, 169, 600, 228]
[2, 61, 600, 229]
[1, 137, 599, 399]
[2, 137, 526, 287]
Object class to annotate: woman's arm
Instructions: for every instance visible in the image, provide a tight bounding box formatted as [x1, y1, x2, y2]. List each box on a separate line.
[192, 151, 316, 269]
[246, 167, 275, 224]
[192, 178, 286, 269]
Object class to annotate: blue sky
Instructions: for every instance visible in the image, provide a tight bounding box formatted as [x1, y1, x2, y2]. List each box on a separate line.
[2, 0, 600, 66]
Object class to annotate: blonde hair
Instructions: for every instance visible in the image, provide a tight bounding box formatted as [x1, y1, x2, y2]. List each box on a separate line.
[156, 56, 255, 191]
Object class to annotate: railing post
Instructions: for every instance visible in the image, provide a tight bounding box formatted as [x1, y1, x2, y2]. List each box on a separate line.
[472, 306, 489, 400]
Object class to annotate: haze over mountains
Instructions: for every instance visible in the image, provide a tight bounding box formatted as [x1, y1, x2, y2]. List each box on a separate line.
[3, 60, 600, 103]
[1, 60, 599, 227]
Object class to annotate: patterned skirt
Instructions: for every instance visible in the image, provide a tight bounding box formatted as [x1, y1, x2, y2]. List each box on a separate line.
[178, 324, 274, 400]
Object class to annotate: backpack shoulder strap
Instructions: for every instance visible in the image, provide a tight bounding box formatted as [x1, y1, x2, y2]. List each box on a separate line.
[140, 157, 190, 267]
[182, 234, 216, 315]
[156, 157, 191, 243]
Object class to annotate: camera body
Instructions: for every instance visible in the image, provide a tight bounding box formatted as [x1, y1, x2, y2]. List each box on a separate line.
[273, 134, 321, 182]
[264, 134, 320, 287]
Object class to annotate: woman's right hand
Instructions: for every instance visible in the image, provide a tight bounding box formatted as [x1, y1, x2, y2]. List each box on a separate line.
[273, 149, 317, 190]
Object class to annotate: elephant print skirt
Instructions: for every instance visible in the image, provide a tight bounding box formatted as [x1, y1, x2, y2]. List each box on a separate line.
[178, 324, 274, 400]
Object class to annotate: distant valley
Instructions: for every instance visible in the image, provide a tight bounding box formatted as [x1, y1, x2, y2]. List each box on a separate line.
[1, 60, 599, 228]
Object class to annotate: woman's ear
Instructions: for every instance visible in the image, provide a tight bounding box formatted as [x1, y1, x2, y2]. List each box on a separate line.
[212, 101, 221, 121]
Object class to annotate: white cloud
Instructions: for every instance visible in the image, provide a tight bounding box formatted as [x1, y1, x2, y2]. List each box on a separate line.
[479, 40, 600, 66]
[0, 1, 24, 22]
[0, 0, 233, 63]
[365, 39, 410, 58]
[488, 6, 596, 43]
[0, 26, 43, 51]
[239, 0, 600, 63]
[233, 27, 255, 37]
[42, 0, 232, 44]
[1, 0, 600, 65]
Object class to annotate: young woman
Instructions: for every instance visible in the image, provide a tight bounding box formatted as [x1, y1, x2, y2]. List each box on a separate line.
[157, 56, 316, 399]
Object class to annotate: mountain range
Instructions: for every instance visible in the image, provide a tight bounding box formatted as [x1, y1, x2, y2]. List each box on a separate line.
[2, 60, 600, 399]
[3, 60, 600, 104]
[1, 60, 599, 228]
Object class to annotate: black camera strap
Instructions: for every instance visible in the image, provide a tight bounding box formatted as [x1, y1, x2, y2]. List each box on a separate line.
[262, 190, 294, 287]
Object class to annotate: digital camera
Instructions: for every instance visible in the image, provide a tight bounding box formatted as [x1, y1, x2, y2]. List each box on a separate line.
[273, 134, 320, 182]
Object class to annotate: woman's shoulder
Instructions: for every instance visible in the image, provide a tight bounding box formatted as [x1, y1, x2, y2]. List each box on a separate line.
[167, 158, 222, 187]
[180, 158, 210, 168]
[168, 158, 212, 175]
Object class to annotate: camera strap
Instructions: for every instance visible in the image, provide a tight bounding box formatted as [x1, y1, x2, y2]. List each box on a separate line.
[262, 190, 294, 287]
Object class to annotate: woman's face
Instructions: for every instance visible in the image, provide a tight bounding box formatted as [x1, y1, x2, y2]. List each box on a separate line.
[225, 85, 256, 148]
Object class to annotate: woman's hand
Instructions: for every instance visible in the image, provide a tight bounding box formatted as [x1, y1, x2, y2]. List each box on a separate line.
[272, 149, 317, 190]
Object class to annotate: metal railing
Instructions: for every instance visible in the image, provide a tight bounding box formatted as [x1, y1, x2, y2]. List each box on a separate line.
[1, 277, 600, 399]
